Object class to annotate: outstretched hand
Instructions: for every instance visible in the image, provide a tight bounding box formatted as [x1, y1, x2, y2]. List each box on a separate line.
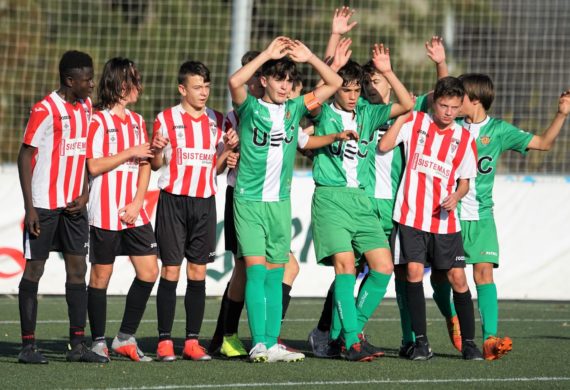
[287, 40, 314, 63]
[331, 38, 353, 70]
[558, 90, 570, 116]
[265, 36, 292, 60]
[332, 6, 357, 35]
[426, 35, 446, 65]
[372, 43, 392, 75]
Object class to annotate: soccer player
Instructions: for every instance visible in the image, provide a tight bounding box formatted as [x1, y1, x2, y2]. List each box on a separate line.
[17, 50, 106, 363]
[151, 61, 237, 362]
[227, 36, 352, 362]
[309, 40, 414, 361]
[86, 57, 158, 362]
[379, 76, 483, 360]
[451, 74, 570, 360]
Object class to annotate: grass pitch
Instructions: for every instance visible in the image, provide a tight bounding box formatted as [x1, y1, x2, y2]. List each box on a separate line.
[1, 296, 569, 389]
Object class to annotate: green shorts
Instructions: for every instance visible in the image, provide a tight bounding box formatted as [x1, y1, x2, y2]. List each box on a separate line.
[460, 218, 500, 267]
[369, 197, 395, 239]
[311, 186, 389, 266]
[233, 197, 291, 264]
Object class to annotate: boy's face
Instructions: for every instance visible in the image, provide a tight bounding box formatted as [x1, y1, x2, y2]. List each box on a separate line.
[247, 73, 264, 99]
[432, 95, 463, 127]
[69, 67, 95, 101]
[364, 71, 390, 104]
[458, 94, 475, 118]
[261, 75, 293, 104]
[179, 75, 210, 110]
[335, 81, 361, 111]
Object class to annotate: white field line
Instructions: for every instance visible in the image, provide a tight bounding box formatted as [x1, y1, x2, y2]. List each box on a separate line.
[73, 376, 570, 390]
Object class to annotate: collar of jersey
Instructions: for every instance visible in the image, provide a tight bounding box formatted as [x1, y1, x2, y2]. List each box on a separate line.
[175, 104, 209, 122]
[52, 90, 85, 110]
[329, 102, 357, 121]
[460, 115, 491, 131]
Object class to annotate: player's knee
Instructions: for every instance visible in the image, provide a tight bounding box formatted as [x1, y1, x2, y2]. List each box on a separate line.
[473, 265, 494, 285]
[187, 263, 207, 280]
[89, 268, 112, 289]
[406, 263, 424, 282]
[161, 265, 181, 281]
[138, 264, 159, 283]
[23, 261, 46, 282]
[448, 269, 468, 292]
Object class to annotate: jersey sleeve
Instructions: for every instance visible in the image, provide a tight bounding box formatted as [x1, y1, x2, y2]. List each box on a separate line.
[86, 117, 105, 159]
[368, 101, 393, 130]
[23, 102, 51, 147]
[395, 112, 415, 146]
[457, 135, 478, 179]
[235, 93, 255, 117]
[499, 120, 533, 155]
[413, 93, 430, 113]
[297, 126, 309, 149]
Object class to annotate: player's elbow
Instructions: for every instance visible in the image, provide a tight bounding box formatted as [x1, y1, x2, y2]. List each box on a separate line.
[378, 139, 392, 153]
[86, 160, 101, 177]
[228, 76, 241, 91]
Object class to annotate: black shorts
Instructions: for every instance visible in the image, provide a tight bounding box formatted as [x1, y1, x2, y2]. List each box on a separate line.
[391, 223, 466, 270]
[23, 207, 89, 261]
[224, 185, 238, 255]
[89, 224, 157, 264]
[155, 190, 216, 266]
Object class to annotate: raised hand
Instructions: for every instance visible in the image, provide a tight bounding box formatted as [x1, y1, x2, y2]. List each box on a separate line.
[264, 36, 292, 60]
[372, 43, 392, 75]
[426, 36, 446, 65]
[335, 130, 359, 142]
[331, 38, 352, 71]
[331, 6, 357, 35]
[287, 40, 314, 63]
[558, 90, 570, 116]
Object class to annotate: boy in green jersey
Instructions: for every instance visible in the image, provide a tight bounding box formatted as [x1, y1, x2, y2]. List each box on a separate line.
[440, 74, 570, 360]
[228, 36, 356, 363]
[309, 37, 413, 361]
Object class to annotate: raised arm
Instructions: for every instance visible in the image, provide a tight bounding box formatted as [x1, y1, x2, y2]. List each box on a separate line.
[378, 113, 409, 153]
[228, 37, 291, 106]
[426, 36, 448, 80]
[324, 7, 357, 63]
[526, 90, 570, 151]
[288, 40, 343, 106]
[372, 43, 414, 118]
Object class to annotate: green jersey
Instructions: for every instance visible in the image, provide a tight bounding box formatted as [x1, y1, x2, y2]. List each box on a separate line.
[458, 116, 533, 220]
[234, 93, 310, 201]
[311, 98, 392, 188]
[367, 94, 429, 200]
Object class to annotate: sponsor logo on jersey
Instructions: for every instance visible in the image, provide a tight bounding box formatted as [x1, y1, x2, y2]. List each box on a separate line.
[176, 147, 214, 167]
[59, 138, 87, 157]
[480, 135, 491, 145]
[411, 153, 452, 180]
[106, 128, 118, 133]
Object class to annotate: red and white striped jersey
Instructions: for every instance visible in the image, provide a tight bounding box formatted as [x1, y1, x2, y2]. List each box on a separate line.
[23, 91, 91, 210]
[393, 111, 477, 234]
[153, 105, 224, 197]
[86, 109, 151, 231]
[223, 110, 239, 188]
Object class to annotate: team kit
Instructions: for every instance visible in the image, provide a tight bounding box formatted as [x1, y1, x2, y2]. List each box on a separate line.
[16, 7, 570, 364]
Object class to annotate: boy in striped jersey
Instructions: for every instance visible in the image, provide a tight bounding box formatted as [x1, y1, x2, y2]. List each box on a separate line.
[150, 61, 238, 362]
[86, 57, 158, 362]
[17, 50, 106, 363]
[379, 76, 482, 360]
[309, 40, 414, 361]
[449, 74, 570, 360]
[228, 36, 355, 363]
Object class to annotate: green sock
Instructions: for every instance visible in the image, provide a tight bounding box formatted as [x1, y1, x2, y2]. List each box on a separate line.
[264, 267, 284, 348]
[356, 270, 391, 330]
[245, 265, 267, 346]
[431, 279, 457, 318]
[477, 282, 498, 340]
[330, 297, 342, 341]
[334, 273, 359, 347]
[395, 280, 415, 343]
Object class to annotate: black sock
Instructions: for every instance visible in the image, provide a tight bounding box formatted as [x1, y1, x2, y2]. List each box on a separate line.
[317, 282, 334, 332]
[185, 279, 206, 339]
[407, 281, 427, 339]
[119, 278, 154, 335]
[212, 283, 229, 343]
[87, 286, 107, 342]
[156, 278, 178, 341]
[281, 283, 292, 321]
[19, 278, 39, 346]
[66, 282, 87, 347]
[224, 297, 245, 336]
[453, 289, 476, 342]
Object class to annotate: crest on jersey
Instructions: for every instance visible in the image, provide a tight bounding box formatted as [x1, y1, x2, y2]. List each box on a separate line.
[480, 135, 491, 145]
[209, 121, 218, 136]
[451, 138, 461, 152]
[285, 110, 291, 120]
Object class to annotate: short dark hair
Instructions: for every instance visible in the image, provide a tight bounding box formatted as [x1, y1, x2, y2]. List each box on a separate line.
[260, 58, 299, 81]
[96, 57, 142, 110]
[178, 61, 210, 85]
[433, 76, 465, 102]
[59, 50, 93, 84]
[338, 60, 363, 87]
[291, 71, 304, 90]
[241, 51, 260, 66]
[361, 60, 379, 79]
[458, 73, 495, 110]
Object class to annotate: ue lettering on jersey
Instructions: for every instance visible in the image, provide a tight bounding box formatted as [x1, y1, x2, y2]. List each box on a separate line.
[153, 105, 223, 198]
[393, 111, 478, 234]
[86, 109, 151, 231]
[23, 92, 92, 210]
